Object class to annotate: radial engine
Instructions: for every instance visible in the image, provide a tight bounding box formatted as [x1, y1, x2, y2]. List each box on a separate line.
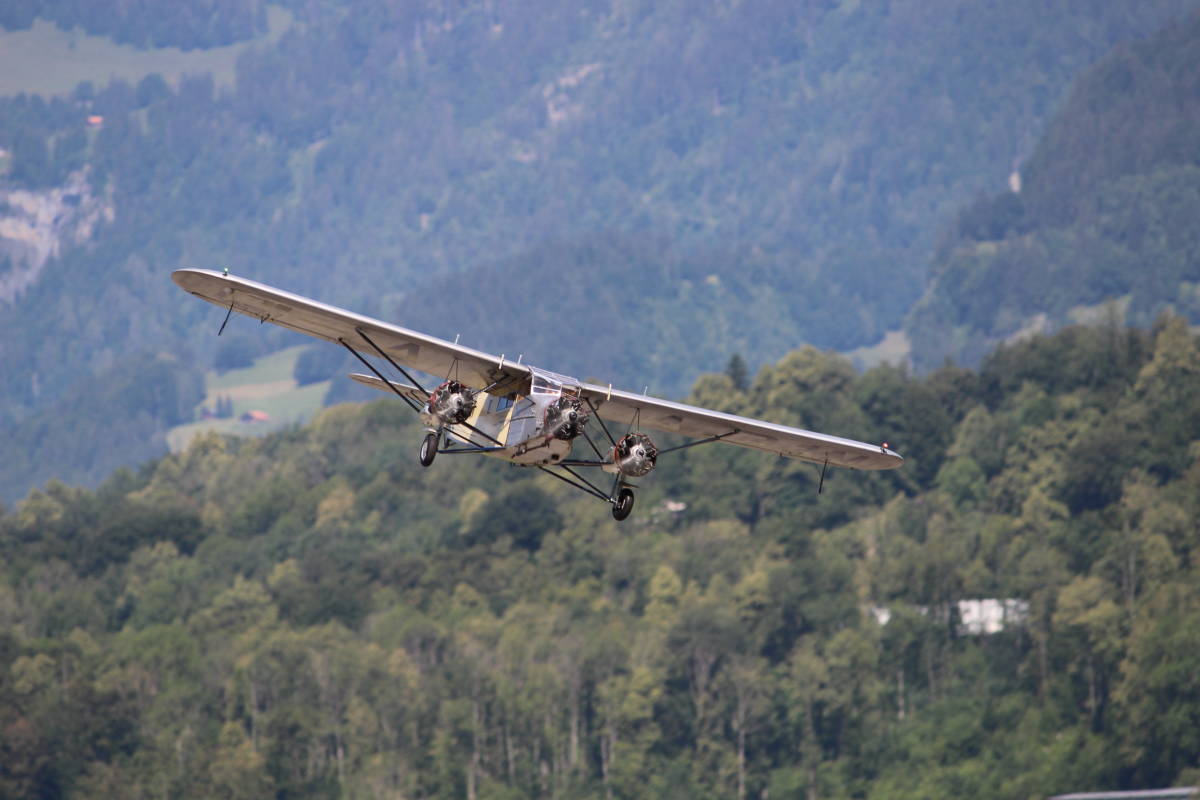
[543, 395, 589, 440]
[612, 432, 657, 477]
[424, 380, 477, 426]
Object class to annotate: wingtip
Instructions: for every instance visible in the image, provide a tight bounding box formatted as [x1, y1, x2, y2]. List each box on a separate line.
[172, 267, 233, 293]
[171, 266, 210, 285]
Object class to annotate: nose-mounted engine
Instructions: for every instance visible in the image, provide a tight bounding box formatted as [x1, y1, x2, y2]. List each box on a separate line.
[543, 395, 589, 440]
[612, 432, 657, 477]
[425, 380, 478, 426]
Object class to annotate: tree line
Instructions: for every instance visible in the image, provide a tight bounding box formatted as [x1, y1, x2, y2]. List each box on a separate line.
[1, 317, 1198, 798]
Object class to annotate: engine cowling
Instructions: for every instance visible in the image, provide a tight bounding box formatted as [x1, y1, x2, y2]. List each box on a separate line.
[612, 432, 657, 477]
[425, 380, 477, 426]
[543, 395, 588, 440]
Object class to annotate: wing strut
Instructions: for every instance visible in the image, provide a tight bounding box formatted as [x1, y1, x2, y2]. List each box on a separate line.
[356, 327, 429, 397]
[579, 427, 607, 461]
[338, 338, 422, 413]
[217, 296, 235, 336]
[656, 430, 739, 455]
[818, 457, 829, 494]
[561, 429, 737, 468]
[584, 398, 618, 446]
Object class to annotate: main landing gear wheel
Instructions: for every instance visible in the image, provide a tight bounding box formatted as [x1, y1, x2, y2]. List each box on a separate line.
[612, 487, 635, 521]
[419, 432, 438, 467]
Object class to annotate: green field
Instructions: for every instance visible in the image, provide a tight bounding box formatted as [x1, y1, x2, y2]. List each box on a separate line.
[0, 6, 292, 97]
[166, 345, 331, 452]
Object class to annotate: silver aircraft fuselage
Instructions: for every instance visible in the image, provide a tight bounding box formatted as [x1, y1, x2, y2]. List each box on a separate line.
[437, 367, 580, 466]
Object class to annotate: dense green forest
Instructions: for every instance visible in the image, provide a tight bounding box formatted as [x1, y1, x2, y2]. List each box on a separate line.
[2, 0, 1197, 502]
[907, 9, 1200, 370]
[2, 318, 1199, 798]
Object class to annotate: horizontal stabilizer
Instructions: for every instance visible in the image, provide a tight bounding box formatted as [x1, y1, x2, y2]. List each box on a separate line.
[349, 373, 426, 405]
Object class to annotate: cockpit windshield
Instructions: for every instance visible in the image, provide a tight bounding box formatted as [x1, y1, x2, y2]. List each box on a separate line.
[531, 375, 560, 396]
[529, 367, 580, 397]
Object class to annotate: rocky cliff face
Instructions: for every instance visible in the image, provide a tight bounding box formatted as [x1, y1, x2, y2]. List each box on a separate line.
[0, 168, 113, 304]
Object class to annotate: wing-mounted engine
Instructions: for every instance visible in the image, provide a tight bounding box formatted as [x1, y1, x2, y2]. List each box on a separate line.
[612, 432, 657, 477]
[425, 380, 478, 426]
[543, 395, 589, 440]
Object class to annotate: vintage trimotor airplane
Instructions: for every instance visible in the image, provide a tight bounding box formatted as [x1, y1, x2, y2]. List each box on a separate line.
[173, 269, 903, 520]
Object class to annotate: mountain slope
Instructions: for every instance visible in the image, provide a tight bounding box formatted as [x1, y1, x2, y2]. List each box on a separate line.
[2, 0, 1197, 502]
[906, 9, 1200, 369]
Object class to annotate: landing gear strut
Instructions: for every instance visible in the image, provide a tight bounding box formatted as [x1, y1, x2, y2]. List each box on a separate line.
[611, 487, 635, 521]
[419, 432, 439, 467]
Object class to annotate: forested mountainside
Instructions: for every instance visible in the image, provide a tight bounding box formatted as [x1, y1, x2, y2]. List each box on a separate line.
[2, 0, 1196, 502]
[3, 319, 1199, 799]
[907, 9, 1200, 370]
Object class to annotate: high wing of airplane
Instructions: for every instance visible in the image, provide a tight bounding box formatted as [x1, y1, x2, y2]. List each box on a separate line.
[173, 268, 902, 520]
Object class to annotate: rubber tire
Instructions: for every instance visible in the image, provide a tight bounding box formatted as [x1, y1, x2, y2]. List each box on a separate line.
[611, 487, 635, 521]
[419, 432, 438, 467]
